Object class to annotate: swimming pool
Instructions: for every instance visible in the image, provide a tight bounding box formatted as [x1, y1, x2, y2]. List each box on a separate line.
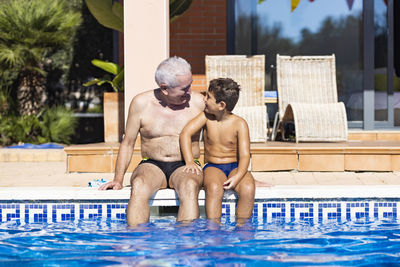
[1, 216, 400, 265]
[1, 187, 400, 265]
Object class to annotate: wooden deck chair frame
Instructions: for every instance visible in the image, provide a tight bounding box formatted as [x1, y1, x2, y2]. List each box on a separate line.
[272, 54, 348, 143]
[205, 55, 268, 142]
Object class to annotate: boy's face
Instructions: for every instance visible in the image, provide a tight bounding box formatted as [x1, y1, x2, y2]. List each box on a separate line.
[204, 90, 223, 114]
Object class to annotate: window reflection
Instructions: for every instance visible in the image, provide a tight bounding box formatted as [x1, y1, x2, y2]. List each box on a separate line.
[374, 0, 388, 122]
[235, 0, 363, 122]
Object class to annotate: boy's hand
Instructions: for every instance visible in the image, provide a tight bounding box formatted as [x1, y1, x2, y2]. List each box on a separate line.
[183, 163, 203, 175]
[223, 175, 240, 190]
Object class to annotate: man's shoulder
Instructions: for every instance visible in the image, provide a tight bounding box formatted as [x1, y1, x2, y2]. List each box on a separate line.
[132, 89, 155, 100]
[191, 91, 204, 99]
[131, 90, 155, 105]
[190, 92, 205, 109]
[127, 90, 156, 114]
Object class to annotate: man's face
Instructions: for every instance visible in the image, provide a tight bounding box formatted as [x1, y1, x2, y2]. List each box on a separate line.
[165, 73, 193, 105]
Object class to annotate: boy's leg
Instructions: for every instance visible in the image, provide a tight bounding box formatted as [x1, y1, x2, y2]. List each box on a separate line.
[229, 170, 255, 220]
[203, 167, 227, 220]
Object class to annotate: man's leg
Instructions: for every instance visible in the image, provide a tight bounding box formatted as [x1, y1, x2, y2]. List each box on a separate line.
[169, 166, 203, 222]
[230, 170, 255, 221]
[127, 163, 167, 226]
[203, 167, 226, 221]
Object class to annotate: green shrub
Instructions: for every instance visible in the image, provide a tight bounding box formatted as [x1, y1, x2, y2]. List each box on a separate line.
[0, 106, 77, 146]
[0, 88, 11, 115]
[0, 114, 40, 145]
[39, 107, 78, 144]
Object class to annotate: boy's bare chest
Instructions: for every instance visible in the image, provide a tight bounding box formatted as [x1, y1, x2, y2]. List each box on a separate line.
[205, 120, 237, 144]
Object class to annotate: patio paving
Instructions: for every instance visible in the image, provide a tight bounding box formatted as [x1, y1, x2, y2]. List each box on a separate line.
[1, 161, 399, 187]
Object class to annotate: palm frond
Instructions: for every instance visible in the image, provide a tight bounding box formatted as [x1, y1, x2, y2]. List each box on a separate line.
[0, 0, 81, 70]
[0, 0, 81, 48]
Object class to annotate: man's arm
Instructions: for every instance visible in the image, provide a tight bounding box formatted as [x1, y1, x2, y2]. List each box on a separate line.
[99, 96, 142, 190]
[179, 112, 207, 175]
[223, 119, 251, 190]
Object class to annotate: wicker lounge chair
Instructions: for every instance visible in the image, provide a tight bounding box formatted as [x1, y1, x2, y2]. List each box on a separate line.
[272, 54, 348, 143]
[205, 55, 268, 142]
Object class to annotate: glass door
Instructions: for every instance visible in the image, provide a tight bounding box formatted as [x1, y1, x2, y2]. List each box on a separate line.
[228, 0, 397, 129]
[373, 0, 397, 128]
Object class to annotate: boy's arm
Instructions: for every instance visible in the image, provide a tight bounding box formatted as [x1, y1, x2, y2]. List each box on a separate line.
[223, 119, 251, 190]
[179, 112, 207, 174]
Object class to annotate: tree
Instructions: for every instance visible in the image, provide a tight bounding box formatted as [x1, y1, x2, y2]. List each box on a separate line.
[0, 0, 81, 115]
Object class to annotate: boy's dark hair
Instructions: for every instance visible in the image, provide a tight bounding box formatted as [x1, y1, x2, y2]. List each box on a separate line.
[208, 78, 240, 111]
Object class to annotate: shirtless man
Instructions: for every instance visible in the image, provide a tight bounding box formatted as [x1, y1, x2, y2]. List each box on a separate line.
[180, 78, 255, 224]
[99, 56, 204, 226]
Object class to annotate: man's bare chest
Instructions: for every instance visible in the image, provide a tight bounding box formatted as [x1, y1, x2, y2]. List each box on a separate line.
[141, 107, 196, 138]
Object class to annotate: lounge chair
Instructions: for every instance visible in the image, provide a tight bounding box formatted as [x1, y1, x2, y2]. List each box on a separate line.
[205, 55, 268, 142]
[272, 54, 348, 143]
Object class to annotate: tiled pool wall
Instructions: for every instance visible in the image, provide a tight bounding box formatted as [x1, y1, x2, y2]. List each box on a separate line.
[0, 200, 398, 223]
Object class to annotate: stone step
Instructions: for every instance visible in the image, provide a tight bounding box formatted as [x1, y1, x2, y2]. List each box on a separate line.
[64, 139, 400, 173]
[0, 149, 66, 162]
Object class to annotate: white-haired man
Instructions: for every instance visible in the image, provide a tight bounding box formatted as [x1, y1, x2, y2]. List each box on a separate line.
[99, 56, 205, 226]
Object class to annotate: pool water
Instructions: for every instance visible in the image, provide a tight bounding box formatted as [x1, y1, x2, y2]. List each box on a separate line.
[1, 217, 400, 266]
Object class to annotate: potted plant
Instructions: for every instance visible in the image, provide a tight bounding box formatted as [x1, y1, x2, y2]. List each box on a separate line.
[84, 59, 124, 143]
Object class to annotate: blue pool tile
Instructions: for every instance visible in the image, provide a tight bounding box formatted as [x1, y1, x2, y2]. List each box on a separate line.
[346, 202, 370, 220]
[0, 204, 21, 222]
[107, 204, 127, 220]
[25, 204, 48, 223]
[290, 203, 314, 221]
[264, 203, 286, 222]
[1, 200, 400, 223]
[221, 203, 236, 218]
[52, 204, 75, 222]
[79, 204, 102, 220]
[318, 203, 341, 221]
[374, 202, 397, 219]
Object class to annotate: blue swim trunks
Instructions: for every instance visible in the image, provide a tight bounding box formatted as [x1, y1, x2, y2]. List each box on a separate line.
[203, 162, 238, 177]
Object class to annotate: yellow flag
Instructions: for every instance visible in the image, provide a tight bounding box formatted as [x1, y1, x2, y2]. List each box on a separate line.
[291, 0, 300, 12]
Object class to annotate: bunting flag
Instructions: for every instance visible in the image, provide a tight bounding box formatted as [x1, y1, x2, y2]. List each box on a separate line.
[346, 0, 354, 10]
[291, 0, 300, 12]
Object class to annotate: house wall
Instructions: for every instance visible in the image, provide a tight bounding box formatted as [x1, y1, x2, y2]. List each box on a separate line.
[123, 0, 169, 123]
[120, 0, 226, 101]
[170, 0, 227, 74]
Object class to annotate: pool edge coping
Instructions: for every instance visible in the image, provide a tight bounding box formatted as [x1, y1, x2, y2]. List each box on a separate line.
[1, 185, 400, 201]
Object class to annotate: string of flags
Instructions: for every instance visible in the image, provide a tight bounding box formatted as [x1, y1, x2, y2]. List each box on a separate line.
[258, 0, 389, 13]
[290, 0, 388, 12]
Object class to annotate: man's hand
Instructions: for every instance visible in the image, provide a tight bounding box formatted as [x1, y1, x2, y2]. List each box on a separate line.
[182, 162, 203, 176]
[98, 181, 123, 190]
[223, 175, 240, 190]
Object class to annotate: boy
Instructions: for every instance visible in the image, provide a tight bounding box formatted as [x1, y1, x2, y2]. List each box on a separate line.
[180, 78, 255, 223]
